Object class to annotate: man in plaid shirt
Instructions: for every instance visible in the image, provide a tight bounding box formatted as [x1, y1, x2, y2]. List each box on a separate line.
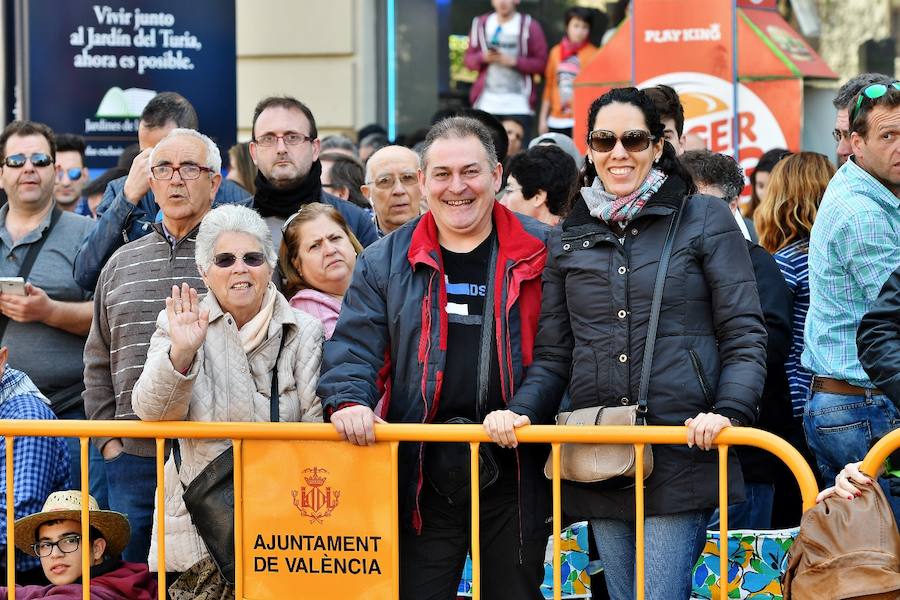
[802, 81, 900, 517]
[0, 346, 70, 585]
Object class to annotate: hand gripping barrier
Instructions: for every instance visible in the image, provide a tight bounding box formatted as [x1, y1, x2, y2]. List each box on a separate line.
[0, 421, 819, 600]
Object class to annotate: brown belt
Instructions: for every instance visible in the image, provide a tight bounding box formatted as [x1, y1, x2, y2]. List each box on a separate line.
[811, 376, 881, 396]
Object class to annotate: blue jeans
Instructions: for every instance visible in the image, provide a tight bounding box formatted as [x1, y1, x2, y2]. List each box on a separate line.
[55, 405, 108, 509]
[105, 452, 156, 563]
[708, 482, 774, 530]
[592, 510, 711, 600]
[804, 390, 900, 522]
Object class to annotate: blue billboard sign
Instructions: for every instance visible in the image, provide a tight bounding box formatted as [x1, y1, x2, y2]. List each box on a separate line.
[20, 0, 236, 168]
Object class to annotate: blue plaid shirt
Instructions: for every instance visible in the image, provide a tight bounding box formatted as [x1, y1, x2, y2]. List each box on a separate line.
[802, 158, 900, 388]
[0, 369, 71, 573]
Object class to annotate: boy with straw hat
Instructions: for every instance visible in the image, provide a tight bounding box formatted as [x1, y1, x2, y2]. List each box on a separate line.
[1, 491, 156, 599]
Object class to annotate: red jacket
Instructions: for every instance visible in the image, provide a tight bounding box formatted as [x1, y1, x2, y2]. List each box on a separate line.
[0, 562, 157, 600]
[319, 202, 551, 537]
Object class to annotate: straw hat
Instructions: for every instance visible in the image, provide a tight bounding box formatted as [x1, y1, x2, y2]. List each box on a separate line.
[13, 491, 131, 557]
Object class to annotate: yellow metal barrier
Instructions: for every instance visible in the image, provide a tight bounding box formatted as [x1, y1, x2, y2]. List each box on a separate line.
[0, 421, 819, 600]
[861, 427, 900, 479]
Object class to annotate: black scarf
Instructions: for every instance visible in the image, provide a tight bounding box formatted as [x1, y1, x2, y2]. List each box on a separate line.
[254, 160, 323, 219]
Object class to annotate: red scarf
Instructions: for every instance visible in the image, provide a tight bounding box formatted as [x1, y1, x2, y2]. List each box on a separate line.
[560, 36, 589, 62]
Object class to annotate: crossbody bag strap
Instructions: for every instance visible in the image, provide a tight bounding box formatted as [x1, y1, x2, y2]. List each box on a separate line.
[475, 238, 499, 422]
[269, 325, 288, 423]
[0, 206, 62, 342]
[637, 196, 687, 415]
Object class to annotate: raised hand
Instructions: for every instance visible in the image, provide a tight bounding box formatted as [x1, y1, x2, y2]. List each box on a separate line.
[166, 283, 209, 372]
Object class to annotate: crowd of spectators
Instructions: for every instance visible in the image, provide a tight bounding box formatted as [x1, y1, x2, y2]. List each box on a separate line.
[0, 1, 898, 598]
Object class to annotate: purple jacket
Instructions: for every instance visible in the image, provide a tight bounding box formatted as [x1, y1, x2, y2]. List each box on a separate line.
[463, 12, 548, 111]
[0, 562, 157, 600]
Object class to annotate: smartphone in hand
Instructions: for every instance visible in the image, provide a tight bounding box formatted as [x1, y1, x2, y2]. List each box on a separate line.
[0, 277, 26, 296]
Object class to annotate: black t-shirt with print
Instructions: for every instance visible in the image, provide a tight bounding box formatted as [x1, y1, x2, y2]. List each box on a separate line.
[435, 232, 503, 425]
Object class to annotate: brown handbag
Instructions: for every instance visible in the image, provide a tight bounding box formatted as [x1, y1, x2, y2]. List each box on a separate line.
[544, 197, 685, 483]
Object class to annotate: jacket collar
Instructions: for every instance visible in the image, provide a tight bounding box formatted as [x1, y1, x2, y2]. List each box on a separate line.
[563, 174, 689, 231]
[407, 201, 546, 270]
[202, 283, 296, 339]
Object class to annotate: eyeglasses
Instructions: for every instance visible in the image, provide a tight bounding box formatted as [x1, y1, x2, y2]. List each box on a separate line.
[587, 130, 656, 153]
[4, 153, 54, 169]
[212, 252, 266, 269]
[56, 167, 84, 182]
[850, 82, 900, 123]
[832, 129, 851, 143]
[254, 133, 313, 147]
[32, 534, 80, 557]
[151, 164, 214, 180]
[367, 172, 418, 190]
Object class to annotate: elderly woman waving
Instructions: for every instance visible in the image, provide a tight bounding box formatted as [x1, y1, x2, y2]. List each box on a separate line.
[132, 204, 324, 592]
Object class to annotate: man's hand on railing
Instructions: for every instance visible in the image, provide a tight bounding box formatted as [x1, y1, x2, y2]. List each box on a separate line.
[331, 404, 385, 446]
[684, 412, 732, 451]
[816, 461, 872, 503]
[483, 410, 531, 448]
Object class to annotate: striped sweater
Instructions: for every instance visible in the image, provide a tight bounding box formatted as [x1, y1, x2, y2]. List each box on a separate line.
[774, 238, 812, 419]
[83, 224, 205, 457]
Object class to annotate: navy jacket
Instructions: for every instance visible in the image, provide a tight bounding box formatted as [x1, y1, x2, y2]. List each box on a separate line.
[73, 177, 252, 290]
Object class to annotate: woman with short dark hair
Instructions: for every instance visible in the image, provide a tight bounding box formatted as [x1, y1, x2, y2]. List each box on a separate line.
[503, 144, 578, 225]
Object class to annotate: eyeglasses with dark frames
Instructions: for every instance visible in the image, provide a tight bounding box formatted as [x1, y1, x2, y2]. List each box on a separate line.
[151, 164, 215, 180]
[212, 252, 267, 269]
[32, 534, 80, 557]
[4, 153, 54, 169]
[254, 133, 314, 147]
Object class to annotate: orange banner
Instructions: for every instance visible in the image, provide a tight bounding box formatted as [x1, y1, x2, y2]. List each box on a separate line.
[241, 440, 397, 600]
[633, 0, 735, 82]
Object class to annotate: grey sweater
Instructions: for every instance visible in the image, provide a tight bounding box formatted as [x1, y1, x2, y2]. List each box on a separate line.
[83, 224, 205, 457]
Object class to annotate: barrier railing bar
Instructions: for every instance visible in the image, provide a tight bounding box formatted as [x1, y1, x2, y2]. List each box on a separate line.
[470, 442, 480, 600]
[390, 442, 400, 600]
[80, 439, 91, 600]
[155, 438, 166, 600]
[551, 443, 561, 600]
[234, 439, 244, 600]
[0, 423, 819, 600]
[6, 436, 15, 600]
[635, 443, 645, 600]
[861, 428, 900, 479]
[718, 444, 729, 600]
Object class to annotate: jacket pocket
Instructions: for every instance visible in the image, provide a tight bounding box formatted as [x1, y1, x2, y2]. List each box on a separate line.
[688, 349, 713, 406]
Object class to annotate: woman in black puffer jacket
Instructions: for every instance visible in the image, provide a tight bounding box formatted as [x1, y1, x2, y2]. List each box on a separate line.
[484, 87, 767, 600]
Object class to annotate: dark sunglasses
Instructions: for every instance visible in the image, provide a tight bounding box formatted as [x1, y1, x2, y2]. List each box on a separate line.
[56, 167, 83, 182]
[587, 129, 656, 153]
[212, 252, 266, 269]
[3, 152, 53, 168]
[850, 81, 900, 123]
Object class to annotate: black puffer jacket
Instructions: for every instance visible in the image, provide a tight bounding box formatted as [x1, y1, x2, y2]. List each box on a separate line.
[858, 265, 900, 408]
[510, 174, 767, 519]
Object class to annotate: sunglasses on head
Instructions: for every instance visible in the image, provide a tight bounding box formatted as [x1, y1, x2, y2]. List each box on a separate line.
[56, 167, 83, 182]
[587, 129, 656, 153]
[212, 252, 266, 269]
[850, 81, 900, 123]
[3, 152, 53, 169]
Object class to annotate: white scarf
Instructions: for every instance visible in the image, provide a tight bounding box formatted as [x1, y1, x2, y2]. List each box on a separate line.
[238, 282, 278, 354]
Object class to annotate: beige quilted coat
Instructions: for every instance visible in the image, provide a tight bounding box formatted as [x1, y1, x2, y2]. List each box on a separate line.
[132, 290, 324, 572]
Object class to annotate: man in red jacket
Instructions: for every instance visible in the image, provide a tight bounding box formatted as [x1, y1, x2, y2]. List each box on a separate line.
[464, 0, 548, 139]
[320, 116, 552, 599]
